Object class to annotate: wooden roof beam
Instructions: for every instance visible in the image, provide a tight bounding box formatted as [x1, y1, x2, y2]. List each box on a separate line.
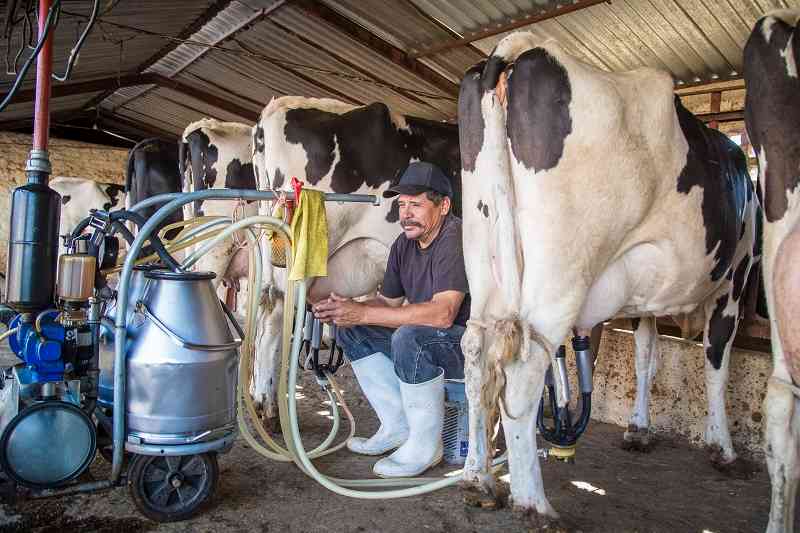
[4, 73, 161, 105]
[2, 71, 261, 122]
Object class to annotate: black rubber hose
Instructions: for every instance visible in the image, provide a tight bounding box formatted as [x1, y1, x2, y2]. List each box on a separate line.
[108, 210, 181, 271]
[69, 215, 95, 241]
[109, 221, 134, 245]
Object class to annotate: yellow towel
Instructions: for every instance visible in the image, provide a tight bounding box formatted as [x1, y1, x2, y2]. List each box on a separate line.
[288, 188, 328, 281]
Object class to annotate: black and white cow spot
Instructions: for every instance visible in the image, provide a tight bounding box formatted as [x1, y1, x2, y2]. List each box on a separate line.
[458, 62, 487, 173]
[674, 98, 751, 282]
[61, 195, 71, 205]
[706, 293, 736, 370]
[224, 159, 257, 190]
[732, 254, 751, 302]
[476, 200, 489, 218]
[507, 47, 572, 173]
[103, 184, 125, 210]
[253, 124, 265, 154]
[386, 199, 400, 223]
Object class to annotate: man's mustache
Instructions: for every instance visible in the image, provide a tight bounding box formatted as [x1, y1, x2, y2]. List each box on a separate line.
[401, 220, 422, 228]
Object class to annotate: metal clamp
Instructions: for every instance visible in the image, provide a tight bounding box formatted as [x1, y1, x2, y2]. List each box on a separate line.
[135, 301, 242, 352]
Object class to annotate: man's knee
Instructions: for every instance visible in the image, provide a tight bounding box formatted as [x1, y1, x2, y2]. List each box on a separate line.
[337, 325, 393, 363]
[391, 326, 437, 383]
[390, 325, 428, 355]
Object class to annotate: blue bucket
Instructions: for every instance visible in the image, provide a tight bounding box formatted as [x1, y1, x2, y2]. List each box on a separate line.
[443, 381, 469, 464]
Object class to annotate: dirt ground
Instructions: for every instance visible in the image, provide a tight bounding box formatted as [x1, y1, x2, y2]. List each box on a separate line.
[0, 363, 780, 533]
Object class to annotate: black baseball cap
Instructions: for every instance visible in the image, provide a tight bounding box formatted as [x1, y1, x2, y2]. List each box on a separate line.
[383, 161, 453, 199]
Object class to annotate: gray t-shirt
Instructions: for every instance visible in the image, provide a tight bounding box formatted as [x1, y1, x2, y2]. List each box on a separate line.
[380, 214, 471, 327]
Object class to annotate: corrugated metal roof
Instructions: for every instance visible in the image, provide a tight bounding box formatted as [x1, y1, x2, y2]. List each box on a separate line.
[416, 0, 800, 85]
[1, 92, 104, 121]
[0, 0, 216, 91]
[0, 0, 792, 139]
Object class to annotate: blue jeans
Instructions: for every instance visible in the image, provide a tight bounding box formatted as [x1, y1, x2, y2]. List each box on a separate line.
[336, 324, 466, 384]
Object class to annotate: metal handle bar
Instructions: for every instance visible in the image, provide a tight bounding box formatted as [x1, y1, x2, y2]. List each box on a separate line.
[219, 299, 245, 340]
[136, 301, 242, 352]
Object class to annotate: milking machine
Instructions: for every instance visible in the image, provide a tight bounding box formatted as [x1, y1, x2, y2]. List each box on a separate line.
[536, 336, 595, 462]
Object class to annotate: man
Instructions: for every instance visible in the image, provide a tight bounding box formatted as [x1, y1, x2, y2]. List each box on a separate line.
[312, 161, 470, 478]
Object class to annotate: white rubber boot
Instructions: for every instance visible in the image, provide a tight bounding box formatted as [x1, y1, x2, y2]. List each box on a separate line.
[347, 353, 409, 455]
[373, 371, 444, 478]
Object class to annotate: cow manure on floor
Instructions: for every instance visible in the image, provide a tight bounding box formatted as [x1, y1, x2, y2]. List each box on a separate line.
[0, 501, 153, 533]
[710, 452, 760, 480]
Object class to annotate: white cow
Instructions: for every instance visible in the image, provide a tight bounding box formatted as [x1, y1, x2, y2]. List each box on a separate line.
[743, 9, 800, 533]
[50, 176, 126, 248]
[458, 35, 759, 519]
[180, 119, 258, 310]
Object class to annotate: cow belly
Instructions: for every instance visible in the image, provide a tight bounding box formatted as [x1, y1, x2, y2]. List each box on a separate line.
[774, 227, 800, 384]
[575, 241, 706, 328]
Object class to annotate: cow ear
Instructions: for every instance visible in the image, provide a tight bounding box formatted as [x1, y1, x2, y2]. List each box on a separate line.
[61, 195, 71, 205]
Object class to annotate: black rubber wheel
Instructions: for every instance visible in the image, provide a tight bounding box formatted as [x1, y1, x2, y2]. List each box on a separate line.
[128, 453, 218, 522]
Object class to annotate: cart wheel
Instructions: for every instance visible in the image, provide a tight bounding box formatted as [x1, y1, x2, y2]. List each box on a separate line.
[128, 453, 218, 522]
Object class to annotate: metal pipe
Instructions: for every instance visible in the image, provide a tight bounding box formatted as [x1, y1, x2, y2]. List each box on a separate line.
[33, 0, 54, 153]
[128, 190, 380, 215]
[30, 480, 114, 499]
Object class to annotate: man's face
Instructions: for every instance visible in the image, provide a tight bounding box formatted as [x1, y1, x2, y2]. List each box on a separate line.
[397, 191, 450, 242]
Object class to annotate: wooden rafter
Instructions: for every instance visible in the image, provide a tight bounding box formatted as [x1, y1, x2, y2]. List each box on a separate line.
[0, 73, 262, 125]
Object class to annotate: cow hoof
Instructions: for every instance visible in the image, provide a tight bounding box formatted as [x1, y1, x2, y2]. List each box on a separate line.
[461, 480, 506, 510]
[709, 447, 757, 480]
[621, 426, 655, 453]
[513, 506, 570, 532]
[261, 415, 282, 435]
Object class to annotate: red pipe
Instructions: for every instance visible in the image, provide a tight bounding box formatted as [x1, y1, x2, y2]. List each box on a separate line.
[33, 0, 54, 152]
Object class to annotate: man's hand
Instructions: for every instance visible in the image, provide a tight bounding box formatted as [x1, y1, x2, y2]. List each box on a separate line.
[312, 292, 366, 327]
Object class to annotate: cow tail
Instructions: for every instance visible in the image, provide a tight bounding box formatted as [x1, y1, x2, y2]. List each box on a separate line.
[178, 140, 187, 190]
[125, 142, 136, 194]
[125, 137, 161, 194]
[483, 318, 522, 420]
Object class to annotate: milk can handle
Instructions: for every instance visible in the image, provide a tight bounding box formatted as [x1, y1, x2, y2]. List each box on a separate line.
[218, 299, 245, 340]
[136, 301, 243, 352]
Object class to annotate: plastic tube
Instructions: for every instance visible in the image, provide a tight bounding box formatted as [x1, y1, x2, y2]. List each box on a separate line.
[0, 327, 20, 343]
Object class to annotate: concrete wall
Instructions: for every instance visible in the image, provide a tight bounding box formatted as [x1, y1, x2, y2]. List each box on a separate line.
[0, 131, 129, 269]
[570, 327, 770, 458]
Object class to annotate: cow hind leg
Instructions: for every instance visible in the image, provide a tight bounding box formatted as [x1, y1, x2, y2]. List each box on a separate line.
[501, 352, 558, 520]
[702, 284, 752, 476]
[251, 284, 285, 433]
[765, 228, 800, 532]
[764, 368, 800, 533]
[622, 316, 660, 452]
[461, 323, 500, 508]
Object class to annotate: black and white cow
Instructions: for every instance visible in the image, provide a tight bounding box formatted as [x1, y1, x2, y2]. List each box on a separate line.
[458, 35, 759, 518]
[250, 96, 461, 421]
[50, 176, 126, 244]
[125, 137, 183, 240]
[180, 118, 257, 305]
[744, 10, 800, 533]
